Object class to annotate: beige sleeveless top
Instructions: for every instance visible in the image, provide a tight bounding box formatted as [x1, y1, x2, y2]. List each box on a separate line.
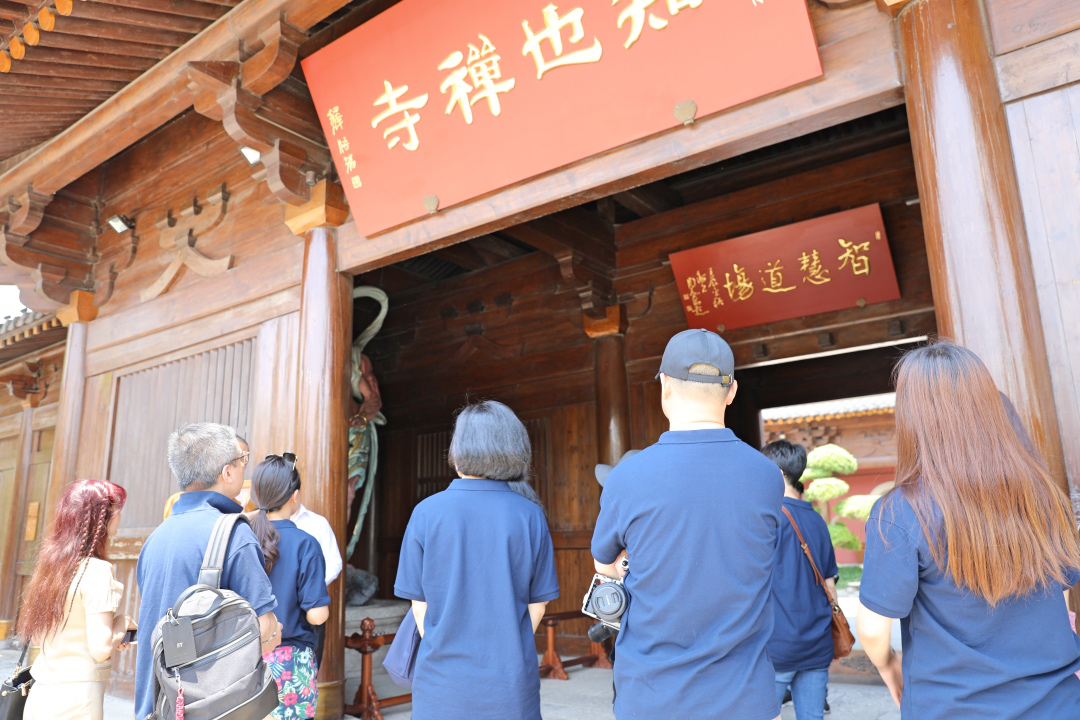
[30, 557, 123, 684]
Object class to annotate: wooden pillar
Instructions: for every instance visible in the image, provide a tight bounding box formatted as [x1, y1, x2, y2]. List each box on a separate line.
[586, 306, 630, 465]
[42, 291, 97, 533]
[898, 0, 1067, 494]
[287, 181, 352, 720]
[0, 406, 34, 628]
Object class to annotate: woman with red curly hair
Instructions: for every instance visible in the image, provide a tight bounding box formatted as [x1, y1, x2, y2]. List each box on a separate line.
[17, 479, 136, 720]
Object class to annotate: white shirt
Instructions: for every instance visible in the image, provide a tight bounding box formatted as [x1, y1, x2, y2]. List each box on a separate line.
[291, 504, 343, 586]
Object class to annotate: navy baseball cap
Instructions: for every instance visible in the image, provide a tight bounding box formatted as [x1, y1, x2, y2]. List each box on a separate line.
[656, 329, 735, 386]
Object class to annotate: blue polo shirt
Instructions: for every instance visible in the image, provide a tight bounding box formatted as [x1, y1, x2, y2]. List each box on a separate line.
[394, 478, 559, 720]
[592, 428, 784, 720]
[768, 497, 838, 672]
[135, 491, 277, 720]
[267, 519, 331, 654]
[861, 492, 1080, 719]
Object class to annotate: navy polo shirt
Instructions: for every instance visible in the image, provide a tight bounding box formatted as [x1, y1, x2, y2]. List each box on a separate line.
[592, 428, 784, 720]
[394, 478, 559, 720]
[135, 491, 277, 720]
[768, 497, 838, 672]
[861, 492, 1080, 719]
[267, 520, 331, 654]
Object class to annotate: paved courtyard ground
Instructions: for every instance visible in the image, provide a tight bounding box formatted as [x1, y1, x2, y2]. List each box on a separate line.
[0, 644, 897, 720]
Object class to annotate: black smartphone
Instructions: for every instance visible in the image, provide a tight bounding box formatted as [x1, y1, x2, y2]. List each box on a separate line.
[123, 628, 137, 644]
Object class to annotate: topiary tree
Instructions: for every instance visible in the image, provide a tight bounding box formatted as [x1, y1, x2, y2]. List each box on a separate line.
[800, 443, 859, 524]
[827, 521, 863, 551]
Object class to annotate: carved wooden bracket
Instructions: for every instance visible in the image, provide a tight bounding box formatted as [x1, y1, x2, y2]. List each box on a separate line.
[875, 0, 917, 17]
[186, 18, 332, 207]
[500, 212, 617, 321]
[140, 185, 233, 303]
[93, 220, 139, 308]
[0, 362, 47, 408]
[0, 185, 92, 311]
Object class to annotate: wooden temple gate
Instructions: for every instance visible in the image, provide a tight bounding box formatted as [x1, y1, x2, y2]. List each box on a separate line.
[0, 1, 1075, 718]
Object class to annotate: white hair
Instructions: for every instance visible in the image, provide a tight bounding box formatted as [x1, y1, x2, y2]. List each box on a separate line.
[167, 422, 240, 491]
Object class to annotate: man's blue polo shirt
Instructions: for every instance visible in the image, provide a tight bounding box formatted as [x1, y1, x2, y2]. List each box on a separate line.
[592, 428, 784, 720]
[135, 491, 277, 720]
[767, 497, 838, 672]
[267, 519, 330, 655]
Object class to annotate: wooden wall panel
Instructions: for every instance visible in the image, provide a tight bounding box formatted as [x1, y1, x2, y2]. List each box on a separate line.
[984, 0, 1080, 55]
[109, 337, 257, 533]
[1006, 84, 1080, 515]
[89, 112, 305, 369]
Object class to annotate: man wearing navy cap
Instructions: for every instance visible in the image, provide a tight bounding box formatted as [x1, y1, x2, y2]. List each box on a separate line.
[592, 329, 784, 720]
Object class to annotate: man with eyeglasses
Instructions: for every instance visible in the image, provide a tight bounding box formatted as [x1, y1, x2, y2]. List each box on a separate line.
[134, 422, 282, 720]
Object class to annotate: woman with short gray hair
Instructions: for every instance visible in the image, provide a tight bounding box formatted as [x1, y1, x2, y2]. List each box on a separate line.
[394, 400, 559, 720]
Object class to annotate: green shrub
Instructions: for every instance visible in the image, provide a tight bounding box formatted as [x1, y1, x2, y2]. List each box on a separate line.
[804, 477, 850, 503]
[805, 443, 858, 476]
[833, 494, 880, 521]
[828, 521, 863, 551]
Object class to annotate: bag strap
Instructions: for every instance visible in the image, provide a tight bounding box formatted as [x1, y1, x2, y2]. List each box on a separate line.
[16, 641, 29, 671]
[199, 513, 247, 589]
[782, 506, 834, 606]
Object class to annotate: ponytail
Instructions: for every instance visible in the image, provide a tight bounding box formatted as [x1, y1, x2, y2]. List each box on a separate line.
[249, 455, 301, 574]
[250, 509, 281, 573]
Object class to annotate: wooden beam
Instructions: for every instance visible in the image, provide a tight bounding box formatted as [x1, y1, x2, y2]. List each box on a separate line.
[0, 73, 125, 91]
[613, 181, 681, 218]
[0, 0, 353, 201]
[73, 1, 214, 34]
[5, 59, 141, 82]
[18, 45, 158, 71]
[34, 29, 173, 58]
[81, 0, 230, 22]
[48, 15, 197, 46]
[430, 243, 489, 271]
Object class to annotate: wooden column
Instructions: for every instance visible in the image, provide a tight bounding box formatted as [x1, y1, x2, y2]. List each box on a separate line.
[587, 306, 630, 465]
[0, 406, 34, 628]
[899, 0, 1067, 494]
[287, 181, 352, 720]
[42, 291, 97, 532]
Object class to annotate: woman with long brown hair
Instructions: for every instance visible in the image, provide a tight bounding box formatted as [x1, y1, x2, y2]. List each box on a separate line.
[858, 342, 1080, 718]
[17, 479, 136, 720]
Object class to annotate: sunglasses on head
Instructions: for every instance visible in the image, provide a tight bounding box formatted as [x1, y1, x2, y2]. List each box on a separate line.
[265, 452, 299, 487]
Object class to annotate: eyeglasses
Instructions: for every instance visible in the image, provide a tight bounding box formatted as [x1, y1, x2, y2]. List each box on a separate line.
[265, 452, 299, 486]
[230, 450, 250, 467]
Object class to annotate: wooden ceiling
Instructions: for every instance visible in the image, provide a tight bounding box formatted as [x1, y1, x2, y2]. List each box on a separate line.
[0, 0, 243, 163]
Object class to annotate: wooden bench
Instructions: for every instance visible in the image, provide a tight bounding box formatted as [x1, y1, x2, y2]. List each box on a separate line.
[538, 610, 612, 680]
[344, 617, 411, 720]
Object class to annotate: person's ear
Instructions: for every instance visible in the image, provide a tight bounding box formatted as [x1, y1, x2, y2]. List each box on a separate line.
[725, 379, 738, 407]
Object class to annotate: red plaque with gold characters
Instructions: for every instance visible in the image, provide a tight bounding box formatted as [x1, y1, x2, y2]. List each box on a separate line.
[302, 0, 822, 238]
[668, 204, 901, 332]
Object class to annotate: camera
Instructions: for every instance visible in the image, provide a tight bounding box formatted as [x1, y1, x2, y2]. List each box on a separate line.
[581, 570, 628, 634]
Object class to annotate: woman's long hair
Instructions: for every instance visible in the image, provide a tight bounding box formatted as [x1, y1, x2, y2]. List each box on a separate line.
[18, 479, 126, 643]
[250, 456, 300, 573]
[891, 342, 1080, 605]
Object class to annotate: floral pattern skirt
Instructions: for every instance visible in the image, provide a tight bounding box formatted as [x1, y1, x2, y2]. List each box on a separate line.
[263, 644, 319, 719]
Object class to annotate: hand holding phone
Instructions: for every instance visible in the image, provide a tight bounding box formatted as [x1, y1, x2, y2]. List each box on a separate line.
[122, 628, 137, 644]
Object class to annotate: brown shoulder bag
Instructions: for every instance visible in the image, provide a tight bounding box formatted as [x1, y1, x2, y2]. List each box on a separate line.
[781, 506, 855, 659]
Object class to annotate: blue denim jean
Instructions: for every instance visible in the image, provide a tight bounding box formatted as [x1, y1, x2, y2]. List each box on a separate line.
[775, 668, 829, 720]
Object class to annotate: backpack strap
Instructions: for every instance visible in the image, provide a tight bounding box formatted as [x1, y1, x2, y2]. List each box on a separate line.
[198, 513, 248, 589]
[781, 506, 833, 605]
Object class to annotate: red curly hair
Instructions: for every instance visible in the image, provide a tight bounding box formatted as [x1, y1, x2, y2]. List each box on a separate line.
[17, 479, 126, 643]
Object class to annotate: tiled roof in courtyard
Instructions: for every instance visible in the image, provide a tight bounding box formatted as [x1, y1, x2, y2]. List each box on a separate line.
[762, 393, 896, 424]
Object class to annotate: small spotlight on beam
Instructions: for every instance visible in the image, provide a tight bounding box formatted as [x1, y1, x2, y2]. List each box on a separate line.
[239, 146, 262, 165]
[106, 215, 135, 233]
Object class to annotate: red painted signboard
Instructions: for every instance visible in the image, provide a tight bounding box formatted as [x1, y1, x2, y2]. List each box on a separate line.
[302, 0, 822, 238]
[668, 204, 901, 332]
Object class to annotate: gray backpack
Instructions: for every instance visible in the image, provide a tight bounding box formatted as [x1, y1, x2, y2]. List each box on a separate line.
[147, 513, 280, 720]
